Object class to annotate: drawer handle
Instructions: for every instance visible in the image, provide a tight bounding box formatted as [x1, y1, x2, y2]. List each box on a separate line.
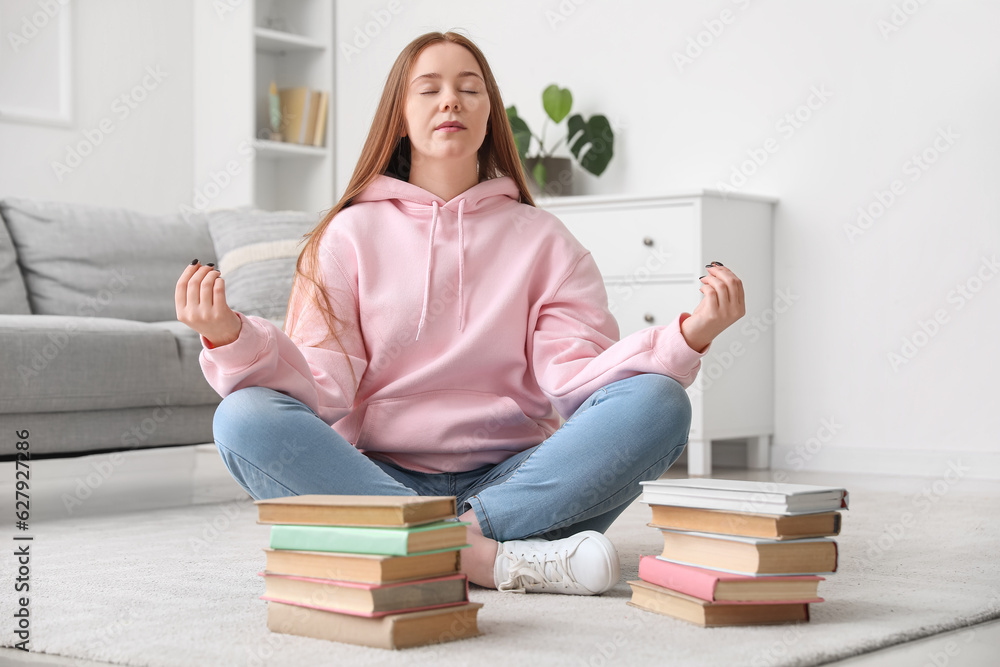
[644, 313, 655, 323]
[642, 236, 654, 246]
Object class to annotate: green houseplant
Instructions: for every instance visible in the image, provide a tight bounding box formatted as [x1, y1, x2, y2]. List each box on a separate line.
[506, 84, 615, 195]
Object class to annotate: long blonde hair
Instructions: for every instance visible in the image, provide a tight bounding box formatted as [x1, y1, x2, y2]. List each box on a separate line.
[283, 31, 535, 383]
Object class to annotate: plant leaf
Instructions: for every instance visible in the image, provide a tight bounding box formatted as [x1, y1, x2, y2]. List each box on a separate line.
[542, 84, 572, 124]
[567, 114, 614, 176]
[506, 106, 531, 161]
[533, 160, 548, 190]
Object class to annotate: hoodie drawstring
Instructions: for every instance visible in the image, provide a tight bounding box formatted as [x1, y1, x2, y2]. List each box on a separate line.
[457, 198, 466, 333]
[415, 200, 439, 341]
[415, 198, 467, 341]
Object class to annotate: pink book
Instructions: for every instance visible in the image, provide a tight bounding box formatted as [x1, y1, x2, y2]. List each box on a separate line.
[257, 571, 470, 618]
[638, 555, 825, 604]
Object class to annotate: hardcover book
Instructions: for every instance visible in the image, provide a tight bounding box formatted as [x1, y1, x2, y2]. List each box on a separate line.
[255, 495, 457, 527]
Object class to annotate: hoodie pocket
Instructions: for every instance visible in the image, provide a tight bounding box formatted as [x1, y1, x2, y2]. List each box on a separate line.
[356, 389, 547, 453]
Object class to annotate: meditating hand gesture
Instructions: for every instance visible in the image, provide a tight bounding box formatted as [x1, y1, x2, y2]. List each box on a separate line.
[175, 260, 242, 347]
[680, 261, 745, 353]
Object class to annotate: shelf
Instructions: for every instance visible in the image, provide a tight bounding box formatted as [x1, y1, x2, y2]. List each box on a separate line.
[253, 139, 327, 158]
[254, 27, 326, 53]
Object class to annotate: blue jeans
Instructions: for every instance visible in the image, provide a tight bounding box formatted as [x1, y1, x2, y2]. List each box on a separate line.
[212, 373, 691, 542]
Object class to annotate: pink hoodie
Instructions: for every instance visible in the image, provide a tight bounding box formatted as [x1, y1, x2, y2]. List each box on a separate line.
[199, 175, 709, 473]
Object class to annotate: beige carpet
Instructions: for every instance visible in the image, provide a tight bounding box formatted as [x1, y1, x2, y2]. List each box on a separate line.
[2, 483, 999, 666]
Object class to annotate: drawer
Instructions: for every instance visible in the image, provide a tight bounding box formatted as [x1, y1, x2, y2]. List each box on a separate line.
[606, 281, 700, 338]
[554, 203, 696, 278]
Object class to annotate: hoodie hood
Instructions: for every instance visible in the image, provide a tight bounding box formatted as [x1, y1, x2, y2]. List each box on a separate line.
[354, 175, 521, 341]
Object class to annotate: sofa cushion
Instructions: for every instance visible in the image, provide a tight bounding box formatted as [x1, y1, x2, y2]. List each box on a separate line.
[206, 207, 317, 321]
[0, 315, 220, 415]
[0, 210, 31, 314]
[0, 197, 217, 322]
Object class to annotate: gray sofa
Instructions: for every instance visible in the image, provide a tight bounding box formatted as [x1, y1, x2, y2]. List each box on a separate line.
[0, 197, 316, 460]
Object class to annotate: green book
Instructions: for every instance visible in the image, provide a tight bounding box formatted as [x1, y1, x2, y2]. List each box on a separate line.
[269, 520, 470, 556]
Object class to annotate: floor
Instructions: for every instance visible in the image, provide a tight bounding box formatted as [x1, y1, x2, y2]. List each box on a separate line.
[1, 443, 998, 666]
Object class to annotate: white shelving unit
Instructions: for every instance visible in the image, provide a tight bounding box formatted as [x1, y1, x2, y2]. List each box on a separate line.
[194, 0, 335, 214]
[540, 190, 777, 477]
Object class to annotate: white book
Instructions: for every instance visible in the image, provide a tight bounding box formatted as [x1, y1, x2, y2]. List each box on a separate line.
[640, 479, 848, 514]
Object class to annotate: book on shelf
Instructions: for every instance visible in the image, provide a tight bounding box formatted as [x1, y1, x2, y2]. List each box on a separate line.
[269, 520, 470, 556]
[638, 555, 824, 603]
[262, 546, 463, 584]
[627, 580, 810, 627]
[276, 87, 329, 147]
[255, 494, 457, 527]
[277, 86, 313, 145]
[647, 505, 842, 540]
[640, 479, 849, 515]
[657, 529, 839, 576]
[266, 599, 483, 649]
[311, 90, 328, 146]
[259, 571, 470, 617]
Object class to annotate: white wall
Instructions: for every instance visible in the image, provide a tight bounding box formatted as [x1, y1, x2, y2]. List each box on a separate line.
[1, 1, 996, 477]
[335, 0, 1000, 477]
[0, 0, 192, 214]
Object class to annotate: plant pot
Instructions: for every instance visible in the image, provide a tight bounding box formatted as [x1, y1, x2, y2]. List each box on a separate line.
[524, 157, 573, 197]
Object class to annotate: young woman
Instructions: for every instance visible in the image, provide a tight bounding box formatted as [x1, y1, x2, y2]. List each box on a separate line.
[175, 31, 745, 596]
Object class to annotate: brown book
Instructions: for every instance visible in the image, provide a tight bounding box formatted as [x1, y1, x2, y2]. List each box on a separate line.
[259, 571, 469, 616]
[311, 90, 329, 146]
[627, 580, 810, 627]
[255, 495, 457, 527]
[277, 86, 312, 144]
[266, 600, 483, 649]
[262, 547, 461, 584]
[649, 506, 841, 540]
[659, 530, 838, 575]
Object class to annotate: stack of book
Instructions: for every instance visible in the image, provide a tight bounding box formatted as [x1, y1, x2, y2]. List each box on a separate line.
[627, 479, 849, 627]
[254, 495, 483, 649]
[276, 86, 329, 147]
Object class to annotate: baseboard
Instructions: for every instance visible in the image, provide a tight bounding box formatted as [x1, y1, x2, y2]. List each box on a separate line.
[0, 443, 247, 521]
[770, 444, 1000, 481]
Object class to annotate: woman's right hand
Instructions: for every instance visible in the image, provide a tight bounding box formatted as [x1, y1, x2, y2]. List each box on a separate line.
[175, 260, 242, 347]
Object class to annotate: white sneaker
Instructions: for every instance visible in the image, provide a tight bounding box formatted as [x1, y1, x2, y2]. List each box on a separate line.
[493, 530, 620, 595]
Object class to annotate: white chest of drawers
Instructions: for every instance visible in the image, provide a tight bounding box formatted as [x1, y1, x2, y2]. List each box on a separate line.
[539, 190, 777, 476]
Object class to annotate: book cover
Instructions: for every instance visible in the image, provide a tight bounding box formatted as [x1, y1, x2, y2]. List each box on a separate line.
[627, 580, 810, 627]
[277, 87, 311, 145]
[266, 599, 483, 649]
[258, 571, 470, 617]
[262, 546, 463, 584]
[269, 520, 470, 556]
[255, 494, 457, 527]
[638, 555, 824, 603]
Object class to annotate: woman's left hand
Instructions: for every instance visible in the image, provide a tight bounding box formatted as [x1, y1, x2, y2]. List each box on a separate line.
[679, 262, 745, 352]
